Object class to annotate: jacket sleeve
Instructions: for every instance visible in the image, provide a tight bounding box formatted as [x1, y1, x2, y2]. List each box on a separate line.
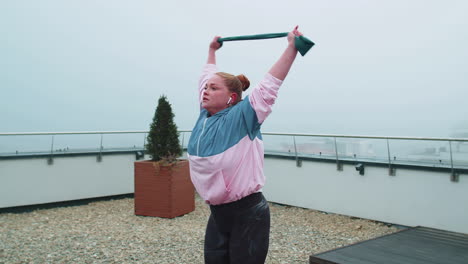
[248, 73, 283, 123]
[198, 64, 218, 107]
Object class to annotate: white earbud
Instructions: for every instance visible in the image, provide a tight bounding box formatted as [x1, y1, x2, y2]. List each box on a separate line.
[227, 97, 232, 105]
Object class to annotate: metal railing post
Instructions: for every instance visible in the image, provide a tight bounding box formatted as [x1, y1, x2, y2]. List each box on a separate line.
[47, 135, 54, 165]
[449, 141, 459, 182]
[387, 138, 395, 176]
[181, 132, 185, 150]
[293, 136, 301, 167]
[334, 137, 342, 171]
[97, 134, 103, 162]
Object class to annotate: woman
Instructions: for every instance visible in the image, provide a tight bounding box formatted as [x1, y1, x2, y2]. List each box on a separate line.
[187, 26, 303, 264]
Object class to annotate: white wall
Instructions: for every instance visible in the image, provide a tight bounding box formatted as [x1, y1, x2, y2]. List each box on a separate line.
[263, 158, 468, 234]
[0, 154, 138, 208]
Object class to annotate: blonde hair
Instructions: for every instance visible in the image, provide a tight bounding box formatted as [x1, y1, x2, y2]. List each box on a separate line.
[216, 72, 250, 104]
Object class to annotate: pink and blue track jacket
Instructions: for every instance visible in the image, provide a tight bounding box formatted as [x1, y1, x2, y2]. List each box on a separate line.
[187, 64, 283, 205]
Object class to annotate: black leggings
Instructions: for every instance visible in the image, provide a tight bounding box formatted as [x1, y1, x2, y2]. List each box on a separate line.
[204, 192, 270, 264]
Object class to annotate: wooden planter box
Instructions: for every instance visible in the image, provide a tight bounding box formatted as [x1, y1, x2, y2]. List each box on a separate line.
[134, 159, 194, 218]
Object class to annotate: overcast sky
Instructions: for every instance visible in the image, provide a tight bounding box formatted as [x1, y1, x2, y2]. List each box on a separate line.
[1, 0, 467, 137]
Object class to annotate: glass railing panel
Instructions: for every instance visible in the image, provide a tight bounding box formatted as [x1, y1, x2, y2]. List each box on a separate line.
[293, 136, 337, 159]
[0, 135, 52, 155]
[335, 138, 389, 163]
[179, 131, 192, 149]
[450, 141, 468, 169]
[96, 133, 146, 151]
[48, 134, 104, 153]
[262, 135, 295, 157]
[387, 140, 452, 168]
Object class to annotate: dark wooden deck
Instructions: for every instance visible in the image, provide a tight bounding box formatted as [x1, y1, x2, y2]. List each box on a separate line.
[310, 226, 468, 264]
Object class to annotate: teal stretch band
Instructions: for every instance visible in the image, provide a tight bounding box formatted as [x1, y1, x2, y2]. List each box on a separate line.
[217, 32, 315, 56]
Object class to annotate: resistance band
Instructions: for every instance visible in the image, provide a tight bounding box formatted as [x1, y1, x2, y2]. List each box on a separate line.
[217, 33, 315, 56]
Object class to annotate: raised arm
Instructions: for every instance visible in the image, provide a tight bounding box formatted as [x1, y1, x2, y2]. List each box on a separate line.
[198, 37, 222, 107]
[248, 26, 305, 124]
[207, 36, 222, 65]
[268, 26, 302, 81]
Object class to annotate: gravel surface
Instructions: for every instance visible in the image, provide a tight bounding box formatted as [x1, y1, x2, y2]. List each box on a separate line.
[0, 194, 399, 263]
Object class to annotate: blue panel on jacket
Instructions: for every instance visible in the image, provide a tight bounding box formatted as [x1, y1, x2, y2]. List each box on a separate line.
[188, 96, 263, 157]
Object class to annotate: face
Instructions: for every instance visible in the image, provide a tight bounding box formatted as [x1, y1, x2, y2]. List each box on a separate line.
[202, 75, 234, 115]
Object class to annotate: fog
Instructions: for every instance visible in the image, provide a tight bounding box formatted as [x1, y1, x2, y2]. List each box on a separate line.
[1, 0, 467, 137]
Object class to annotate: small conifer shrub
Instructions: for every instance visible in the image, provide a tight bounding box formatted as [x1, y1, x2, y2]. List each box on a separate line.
[145, 95, 182, 163]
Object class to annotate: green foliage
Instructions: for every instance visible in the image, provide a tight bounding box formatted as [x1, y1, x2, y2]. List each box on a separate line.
[145, 95, 182, 163]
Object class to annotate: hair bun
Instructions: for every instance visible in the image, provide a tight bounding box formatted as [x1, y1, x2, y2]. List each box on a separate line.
[236, 74, 250, 91]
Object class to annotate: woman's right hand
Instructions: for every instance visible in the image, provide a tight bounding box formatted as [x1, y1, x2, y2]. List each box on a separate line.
[287, 26, 303, 49]
[209, 36, 222, 51]
[207, 36, 221, 64]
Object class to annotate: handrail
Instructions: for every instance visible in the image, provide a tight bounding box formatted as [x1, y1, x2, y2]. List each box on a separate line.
[0, 130, 192, 136]
[1, 131, 468, 142]
[262, 132, 468, 142]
